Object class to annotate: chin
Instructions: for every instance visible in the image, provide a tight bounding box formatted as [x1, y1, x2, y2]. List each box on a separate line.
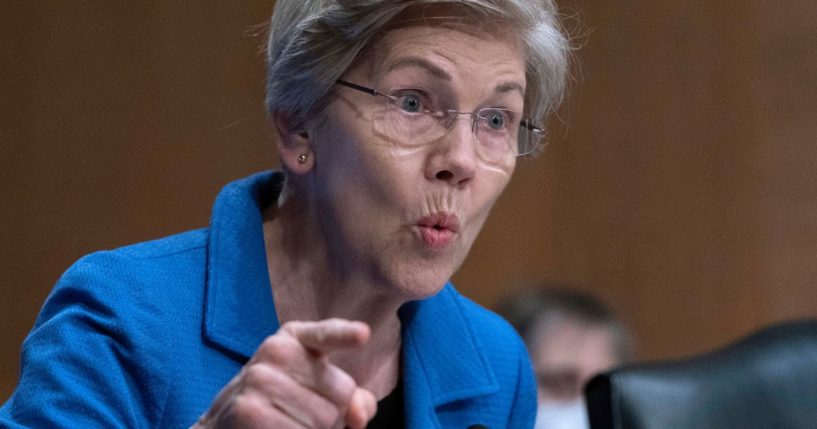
[401, 278, 448, 300]
[386, 258, 457, 301]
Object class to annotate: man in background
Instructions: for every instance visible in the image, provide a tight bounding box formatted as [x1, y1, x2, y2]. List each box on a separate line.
[496, 285, 635, 429]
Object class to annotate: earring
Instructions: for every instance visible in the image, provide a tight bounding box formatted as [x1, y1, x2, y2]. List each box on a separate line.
[297, 153, 308, 164]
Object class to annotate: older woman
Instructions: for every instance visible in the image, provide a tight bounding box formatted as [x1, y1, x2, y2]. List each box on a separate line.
[1, 0, 569, 428]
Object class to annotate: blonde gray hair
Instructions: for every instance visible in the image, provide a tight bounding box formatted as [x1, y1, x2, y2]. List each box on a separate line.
[266, 0, 571, 132]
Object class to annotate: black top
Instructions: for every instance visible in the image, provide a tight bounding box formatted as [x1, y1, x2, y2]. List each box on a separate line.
[366, 378, 404, 429]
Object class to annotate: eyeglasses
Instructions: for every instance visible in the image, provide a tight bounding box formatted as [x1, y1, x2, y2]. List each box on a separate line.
[336, 80, 545, 164]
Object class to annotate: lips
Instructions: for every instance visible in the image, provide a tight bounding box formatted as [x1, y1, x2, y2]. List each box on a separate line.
[417, 212, 460, 249]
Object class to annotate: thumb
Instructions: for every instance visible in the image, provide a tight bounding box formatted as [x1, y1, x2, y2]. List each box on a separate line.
[345, 387, 377, 429]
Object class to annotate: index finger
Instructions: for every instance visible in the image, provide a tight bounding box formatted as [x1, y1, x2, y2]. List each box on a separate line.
[282, 318, 370, 356]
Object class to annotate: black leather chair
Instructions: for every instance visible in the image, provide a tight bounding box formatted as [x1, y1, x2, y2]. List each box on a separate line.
[584, 320, 817, 429]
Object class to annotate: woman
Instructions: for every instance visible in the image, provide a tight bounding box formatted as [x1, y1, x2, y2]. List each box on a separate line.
[1, 0, 570, 427]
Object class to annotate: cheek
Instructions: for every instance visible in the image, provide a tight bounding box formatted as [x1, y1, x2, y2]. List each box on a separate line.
[470, 170, 512, 220]
[472, 156, 515, 211]
[315, 129, 419, 221]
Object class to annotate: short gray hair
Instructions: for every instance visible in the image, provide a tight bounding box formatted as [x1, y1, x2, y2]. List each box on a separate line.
[266, 0, 571, 132]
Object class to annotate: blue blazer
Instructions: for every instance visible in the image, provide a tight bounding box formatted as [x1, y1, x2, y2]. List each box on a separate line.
[1, 171, 536, 428]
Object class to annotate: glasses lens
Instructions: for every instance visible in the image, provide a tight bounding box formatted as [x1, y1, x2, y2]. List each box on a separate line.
[371, 90, 542, 161]
[474, 108, 522, 162]
[372, 93, 443, 147]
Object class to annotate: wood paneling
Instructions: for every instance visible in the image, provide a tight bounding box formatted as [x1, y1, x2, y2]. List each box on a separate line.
[3, 0, 817, 401]
[0, 1, 274, 400]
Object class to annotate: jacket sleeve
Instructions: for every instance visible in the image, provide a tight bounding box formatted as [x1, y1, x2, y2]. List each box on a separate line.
[0, 252, 169, 428]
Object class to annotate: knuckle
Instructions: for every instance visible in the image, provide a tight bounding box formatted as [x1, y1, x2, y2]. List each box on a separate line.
[242, 363, 274, 387]
[231, 393, 268, 424]
[258, 334, 298, 363]
[280, 320, 306, 336]
[315, 406, 342, 429]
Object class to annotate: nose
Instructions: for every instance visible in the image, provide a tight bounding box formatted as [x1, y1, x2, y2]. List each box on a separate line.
[425, 115, 477, 187]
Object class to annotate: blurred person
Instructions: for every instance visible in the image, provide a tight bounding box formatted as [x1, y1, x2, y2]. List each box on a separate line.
[0, 1, 572, 428]
[497, 285, 634, 429]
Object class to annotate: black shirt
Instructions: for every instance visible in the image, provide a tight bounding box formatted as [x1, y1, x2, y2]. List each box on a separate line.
[366, 378, 404, 429]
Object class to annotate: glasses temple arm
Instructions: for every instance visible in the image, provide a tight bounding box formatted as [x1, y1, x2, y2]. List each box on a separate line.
[520, 118, 545, 134]
[336, 79, 381, 97]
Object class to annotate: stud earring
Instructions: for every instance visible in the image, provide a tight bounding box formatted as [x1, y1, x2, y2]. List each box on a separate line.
[297, 153, 308, 164]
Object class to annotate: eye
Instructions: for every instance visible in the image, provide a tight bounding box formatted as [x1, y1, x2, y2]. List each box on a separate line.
[397, 92, 423, 113]
[482, 109, 509, 131]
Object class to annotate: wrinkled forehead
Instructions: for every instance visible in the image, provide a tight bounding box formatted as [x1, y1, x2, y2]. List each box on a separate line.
[353, 4, 525, 81]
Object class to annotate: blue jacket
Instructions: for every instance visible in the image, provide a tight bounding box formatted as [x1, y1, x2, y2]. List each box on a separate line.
[1, 171, 535, 428]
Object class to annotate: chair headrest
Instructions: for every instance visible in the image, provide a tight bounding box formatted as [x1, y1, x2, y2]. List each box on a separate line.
[585, 319, 817, 429]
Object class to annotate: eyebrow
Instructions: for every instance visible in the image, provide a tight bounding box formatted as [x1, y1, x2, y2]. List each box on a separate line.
[385, 56, 452, 81]
[495, 81, 526, 97]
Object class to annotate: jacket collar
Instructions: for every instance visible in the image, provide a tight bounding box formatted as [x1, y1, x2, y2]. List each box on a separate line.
[203, 171, 282, 360]
[203, 171, 498, 417]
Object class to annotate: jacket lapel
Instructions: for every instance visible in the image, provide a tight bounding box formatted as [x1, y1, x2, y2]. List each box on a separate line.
[401, 286, 499, 428]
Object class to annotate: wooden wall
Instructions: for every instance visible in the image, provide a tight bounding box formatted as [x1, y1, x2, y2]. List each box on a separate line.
[3, 1, 817, 401]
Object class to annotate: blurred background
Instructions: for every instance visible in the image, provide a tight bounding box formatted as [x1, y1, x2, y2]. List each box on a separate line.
[2, 1, 816, 401]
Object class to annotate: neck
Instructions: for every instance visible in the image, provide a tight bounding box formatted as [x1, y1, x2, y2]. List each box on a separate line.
[262, 194, 405, 398]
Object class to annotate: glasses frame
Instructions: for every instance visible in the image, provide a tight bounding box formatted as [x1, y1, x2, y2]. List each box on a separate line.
[335, 79, 545, 157]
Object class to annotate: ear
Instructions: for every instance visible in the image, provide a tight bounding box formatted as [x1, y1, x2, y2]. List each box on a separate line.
[273, 110, 314, 174]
